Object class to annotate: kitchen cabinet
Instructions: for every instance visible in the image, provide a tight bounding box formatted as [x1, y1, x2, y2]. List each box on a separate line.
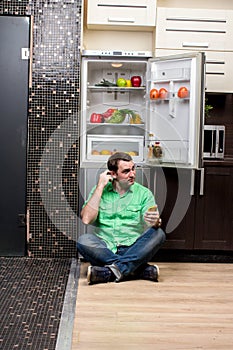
[157, 165, 233, 250]
[154, 167, 196, 249]
[194, 165, 233, 250]
[86, 0, 156, 31]
[201, 51, 233, 93]
[155, 8, 233, 52]
[155, 7, 233, 93]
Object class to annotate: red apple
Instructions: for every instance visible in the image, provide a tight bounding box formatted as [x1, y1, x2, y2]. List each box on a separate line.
[131, 76, 142, 87]
[90, 113, 103, 123]
[150, 88, 159, 100]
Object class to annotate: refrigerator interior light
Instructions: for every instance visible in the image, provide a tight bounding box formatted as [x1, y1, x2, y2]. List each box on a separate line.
[111, 63, 123, 68]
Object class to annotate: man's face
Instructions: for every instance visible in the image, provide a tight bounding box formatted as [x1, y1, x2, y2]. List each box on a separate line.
[113, 160, 136, 188]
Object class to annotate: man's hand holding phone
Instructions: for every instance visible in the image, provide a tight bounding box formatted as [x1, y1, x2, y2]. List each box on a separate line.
[97, 170, 113, 188]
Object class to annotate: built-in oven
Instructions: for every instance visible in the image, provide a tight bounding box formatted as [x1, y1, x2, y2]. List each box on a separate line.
[203, 125, 225, 159]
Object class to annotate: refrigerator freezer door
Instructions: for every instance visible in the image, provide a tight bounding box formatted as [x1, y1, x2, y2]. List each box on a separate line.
[146, 52, 205, 169]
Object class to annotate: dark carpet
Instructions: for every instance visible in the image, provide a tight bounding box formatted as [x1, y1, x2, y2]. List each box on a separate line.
[0, 257, 73, 350]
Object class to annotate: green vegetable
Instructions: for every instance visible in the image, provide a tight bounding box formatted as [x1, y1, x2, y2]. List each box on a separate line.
[95, 79, 117, 87]
[105, 109, 138, 124]
[119, 109, 137, 118]
[106, 110, 126, 124]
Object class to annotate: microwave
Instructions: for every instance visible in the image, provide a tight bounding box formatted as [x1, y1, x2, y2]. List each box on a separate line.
[203, 125, 225, 159]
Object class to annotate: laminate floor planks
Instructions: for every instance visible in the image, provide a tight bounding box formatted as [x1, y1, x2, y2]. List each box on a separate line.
[72, 262, 233, 350]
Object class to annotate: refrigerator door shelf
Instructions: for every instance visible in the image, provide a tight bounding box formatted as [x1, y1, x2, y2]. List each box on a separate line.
[87, 135, 144, 162]
[146, 140, 189, 166]
[151, 67, 191, 82]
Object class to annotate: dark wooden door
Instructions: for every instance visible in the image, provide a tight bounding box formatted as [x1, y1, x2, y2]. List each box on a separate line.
[0, 16, 30, 255]
[194, 166, 233, 250]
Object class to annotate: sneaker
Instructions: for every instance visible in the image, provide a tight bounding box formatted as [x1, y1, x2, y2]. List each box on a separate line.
[87, 265, 114, 285]
[140, 264, 160, 282]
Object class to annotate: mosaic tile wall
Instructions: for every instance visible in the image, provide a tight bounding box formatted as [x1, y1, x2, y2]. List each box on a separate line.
[0, 0, 82, 257]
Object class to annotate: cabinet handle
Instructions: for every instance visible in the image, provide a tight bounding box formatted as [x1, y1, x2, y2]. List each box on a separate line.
[190, 169, 195, 196]
[182, 42, 209, 48]
[199, 168, 205, 196]
[166, 17, 226, 24]
[206, 60, 225, 65]
[206, 72, 225, 76]
[108, 17, 135, 23]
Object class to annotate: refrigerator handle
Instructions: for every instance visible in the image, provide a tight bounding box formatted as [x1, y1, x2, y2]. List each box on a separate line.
[190, 169, 195, 196]
[199, 168, 205, 196]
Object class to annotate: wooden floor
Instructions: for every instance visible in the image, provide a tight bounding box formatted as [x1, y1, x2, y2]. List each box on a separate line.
[71, 262, 233, 350]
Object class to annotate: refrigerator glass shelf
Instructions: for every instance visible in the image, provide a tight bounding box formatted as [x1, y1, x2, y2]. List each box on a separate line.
[149, 78, 190, 83]
[88, 86, 146, 91]
[149, 97, 190, 102]
[87, 123, 144, 126]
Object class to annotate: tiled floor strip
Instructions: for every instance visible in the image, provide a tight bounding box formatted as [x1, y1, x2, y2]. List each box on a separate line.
[0, 258, 73, 349]
[55, 258, 80, 350]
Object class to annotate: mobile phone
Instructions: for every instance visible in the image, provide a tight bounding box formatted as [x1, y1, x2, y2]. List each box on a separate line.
[107, 171, 113, 182]
[148, 206, 157, 212]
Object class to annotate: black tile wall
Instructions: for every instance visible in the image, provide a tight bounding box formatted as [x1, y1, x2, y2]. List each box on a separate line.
[0, 0, 82, 257]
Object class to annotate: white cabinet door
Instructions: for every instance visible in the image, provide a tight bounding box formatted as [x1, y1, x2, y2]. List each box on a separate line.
[205, 51, 233, 93]
[156, 8, 233, 51]
[87, 0, 156, 30]
[156, 49, 233, 93]
[155, 8, 233, 93]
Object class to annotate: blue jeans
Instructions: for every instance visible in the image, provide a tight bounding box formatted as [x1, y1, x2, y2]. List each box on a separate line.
[77, 227, 166, 278]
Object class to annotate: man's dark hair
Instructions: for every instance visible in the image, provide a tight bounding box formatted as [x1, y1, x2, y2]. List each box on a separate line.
[107, 152, 132, 172]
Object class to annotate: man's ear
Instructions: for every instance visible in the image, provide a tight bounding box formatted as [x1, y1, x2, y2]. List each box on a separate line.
[110, 170, 117, 179]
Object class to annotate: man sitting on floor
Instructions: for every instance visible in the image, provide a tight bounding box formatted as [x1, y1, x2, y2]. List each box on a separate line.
[77, 152, 166, 284]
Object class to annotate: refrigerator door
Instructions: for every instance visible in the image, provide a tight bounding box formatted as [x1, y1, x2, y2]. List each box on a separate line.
[146, 52, 205, 169]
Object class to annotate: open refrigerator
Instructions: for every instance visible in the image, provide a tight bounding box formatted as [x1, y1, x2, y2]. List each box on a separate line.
[78, 50, 205, 231]
[80, 50, 205, 168]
